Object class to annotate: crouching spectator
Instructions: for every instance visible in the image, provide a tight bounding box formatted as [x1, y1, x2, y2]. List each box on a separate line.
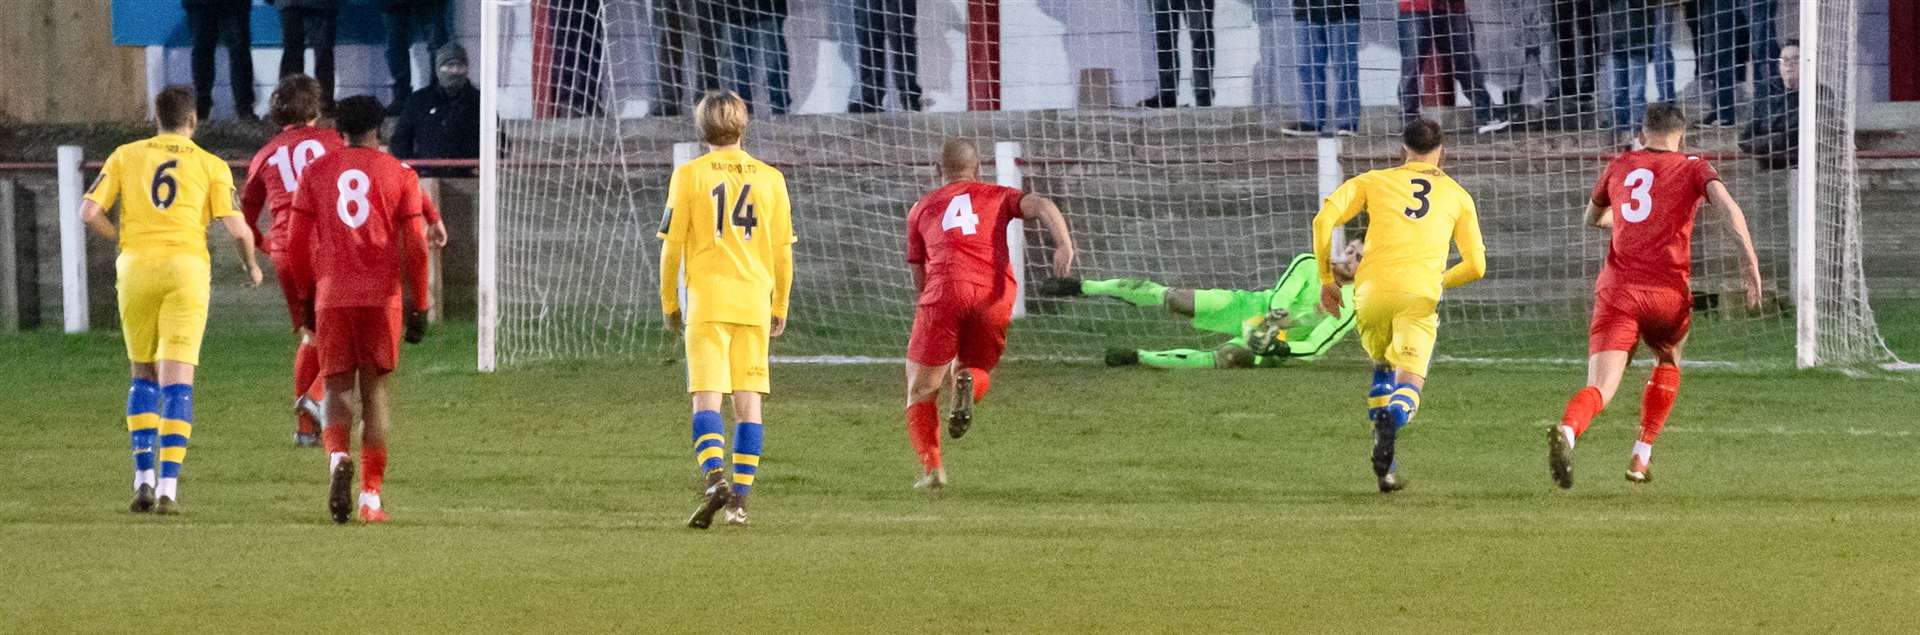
[1739, 40, 1799, 171]
[392, 44, 480, 178]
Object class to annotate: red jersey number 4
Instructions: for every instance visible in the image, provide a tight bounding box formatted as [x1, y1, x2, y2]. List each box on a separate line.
[942, 193, 980, 236]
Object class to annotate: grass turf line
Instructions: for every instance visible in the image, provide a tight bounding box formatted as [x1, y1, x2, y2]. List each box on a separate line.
[2, 316, 1918, 631]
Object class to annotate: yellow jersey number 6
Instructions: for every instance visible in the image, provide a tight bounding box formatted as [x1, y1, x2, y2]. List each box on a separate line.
[150, 159, 179, 210]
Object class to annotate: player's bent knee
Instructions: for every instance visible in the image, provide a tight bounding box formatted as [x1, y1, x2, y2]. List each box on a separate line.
[1216, 345, 1255, 369]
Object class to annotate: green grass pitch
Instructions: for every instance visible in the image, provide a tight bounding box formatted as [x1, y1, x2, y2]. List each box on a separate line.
[4, 309, 1920, 632]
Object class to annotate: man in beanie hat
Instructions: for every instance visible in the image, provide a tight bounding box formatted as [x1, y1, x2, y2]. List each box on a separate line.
[392, 43, 480, 179]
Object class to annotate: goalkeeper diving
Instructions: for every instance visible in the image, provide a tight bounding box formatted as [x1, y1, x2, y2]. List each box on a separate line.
[1038, 240, 1361, 369]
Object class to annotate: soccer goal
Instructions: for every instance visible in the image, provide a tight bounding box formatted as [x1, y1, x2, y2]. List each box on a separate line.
[478, 0, 1897, 371]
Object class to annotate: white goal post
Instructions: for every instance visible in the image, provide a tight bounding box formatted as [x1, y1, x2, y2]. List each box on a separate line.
[473, 0, 1897, 372]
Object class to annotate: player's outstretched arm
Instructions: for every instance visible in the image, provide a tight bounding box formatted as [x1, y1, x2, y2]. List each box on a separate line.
[1586, 201, 1612, 228]
[1442, 198, 1488, 289]
[1707, 181, 1764, 309]
[1312, 178, 1366, 313]
[217, 214, 264, 288]
[79, 199, 117, 242]
[1021, 194, 1075, 277]
[401, 214, 432, 343]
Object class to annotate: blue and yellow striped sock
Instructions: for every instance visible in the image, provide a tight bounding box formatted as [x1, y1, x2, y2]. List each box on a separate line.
[731, 421, 763, 499]
[126, 379, 161, 489]
[692, 410, 727, 480]
[1366, 366, 1395, 422]
[157, 384, 194, 500]
[1386, 383, 1422, 430]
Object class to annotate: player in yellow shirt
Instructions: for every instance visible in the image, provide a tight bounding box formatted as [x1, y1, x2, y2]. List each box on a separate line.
[77, 86, 264, 514]
[657, 91, 797, 529]
[1310, 119, 1486, 493]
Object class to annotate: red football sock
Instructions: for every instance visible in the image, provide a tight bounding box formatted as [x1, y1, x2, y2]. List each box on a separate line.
[906, 400, 942, 471]
[323, 417, 352, 455]
[293, 344, 321, 435]
[361, 445, 387, 494]
[1640, 365, 1681, 444]
[1561, 385, 1604, 437]
[966, 368, 991, 403]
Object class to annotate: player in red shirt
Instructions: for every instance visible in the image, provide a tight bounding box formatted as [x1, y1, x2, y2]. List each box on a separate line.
[242, 75, 344, 448]
[1549, 104, 1762, 488]
[244, 76, 450, 449]
[286, 95, 433, 524]
[903, 138, 1075, 491]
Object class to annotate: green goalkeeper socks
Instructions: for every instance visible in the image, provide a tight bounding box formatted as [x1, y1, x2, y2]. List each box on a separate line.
[1138, 349, 1217, 370]
[1082, 279, 1168, 307]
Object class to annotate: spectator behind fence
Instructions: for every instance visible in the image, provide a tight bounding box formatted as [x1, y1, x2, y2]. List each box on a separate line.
[1396, 0, 1508, 134]
[1697, 0, 1748, 127]
[275, 0, 340, 105]
[1653, 0, 1677, 103]
[1739, 41, 1798, 170]
[550, 0, 605, 116]
[850, 0, 923, 112]
[1605, 0, 1655, 138]
[383, 0, 453, 115]
[1142, 0, 1216, 108]
[652, 0, 726, 117]
[1284, 0, 1361, 136]
[725, 0, 792, 115]
[1548, 0, 1598, 128]
[1745, 0, 1782, 123]
[184, 0, 258, 120]
[392, 44, 480, 178]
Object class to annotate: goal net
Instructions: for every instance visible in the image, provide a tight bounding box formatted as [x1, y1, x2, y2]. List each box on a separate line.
[483, 0, 1895, 370]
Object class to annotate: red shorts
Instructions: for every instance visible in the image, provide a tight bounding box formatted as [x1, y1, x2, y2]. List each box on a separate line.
[271, 250, 304, 330]
[1588, 285, 1691, 356]
[316, 306, 403, 376]
[906, 280, 1013, 370]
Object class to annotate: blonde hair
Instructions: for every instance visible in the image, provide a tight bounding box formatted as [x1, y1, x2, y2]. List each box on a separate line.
[695, 90, 749, 147]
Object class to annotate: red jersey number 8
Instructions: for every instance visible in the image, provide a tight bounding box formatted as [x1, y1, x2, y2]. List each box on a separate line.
[1618, 168, 1655, 223]
[337, 169, 372, 229]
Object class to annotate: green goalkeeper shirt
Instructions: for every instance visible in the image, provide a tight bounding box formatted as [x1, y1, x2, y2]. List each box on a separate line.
[1269, 253, 1357, 360]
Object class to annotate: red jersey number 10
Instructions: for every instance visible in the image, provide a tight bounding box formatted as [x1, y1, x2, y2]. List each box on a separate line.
[1619, 168, 1655, 223]
[269, 140, 328, 192]
[942, 193, 979, 235]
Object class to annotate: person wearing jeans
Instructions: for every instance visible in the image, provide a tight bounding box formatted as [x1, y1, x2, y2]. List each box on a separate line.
[652, 0, 725, 117]
[1286, 0, 1360, 136]
[1652, 1, 1677, 103]
[1549, 0, 1598, 125]
[382, 0, 452, 114]
[1396, 0, 1507, 132]
[851, 0, 922, 112]
[1698, 0, 1742, 126]
[1143, 0, 1216, 108]
[1745, 0, 1780, 123]
[1606, 0, 1655, 136]
[183, 0, 257, 120]
[275, 0, 340, 105]
[725, 0, 791, 115]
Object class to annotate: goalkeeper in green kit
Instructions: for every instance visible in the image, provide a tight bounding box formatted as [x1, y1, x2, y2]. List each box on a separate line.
[1038, 241, 1361, 369]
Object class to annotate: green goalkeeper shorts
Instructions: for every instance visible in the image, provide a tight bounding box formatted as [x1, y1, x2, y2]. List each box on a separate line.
[1190, 288, 1275, 336]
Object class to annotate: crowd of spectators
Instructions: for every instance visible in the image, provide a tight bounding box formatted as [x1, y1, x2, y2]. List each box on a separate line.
[177, 1, 1802, 164]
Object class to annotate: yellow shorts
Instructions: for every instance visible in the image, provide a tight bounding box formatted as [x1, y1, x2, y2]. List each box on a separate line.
[116, 252, 212, 366]
[684, 321, 770, 394]
[1355, 290, 1439, 378]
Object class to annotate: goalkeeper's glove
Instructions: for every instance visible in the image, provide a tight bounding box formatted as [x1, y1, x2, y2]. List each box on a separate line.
[404, 309, 429, 344]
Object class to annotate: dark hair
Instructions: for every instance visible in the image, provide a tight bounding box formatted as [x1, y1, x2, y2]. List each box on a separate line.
[1643, 102, 1688, 134]
[333, 95, 386, 138]
[155, 86, 196, 130]
[1402, 118, 1443, 154]
[268, 75, 324, 127]
[1780, 39, 1799, 51]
